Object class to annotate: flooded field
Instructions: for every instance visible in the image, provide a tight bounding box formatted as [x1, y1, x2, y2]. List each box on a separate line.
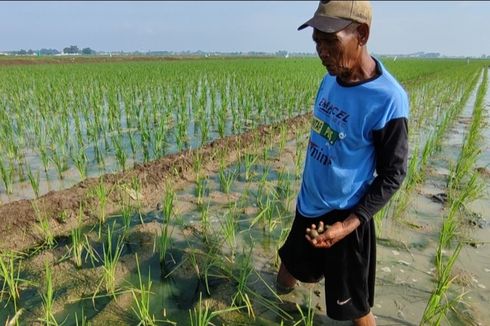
[0, 58, 489, 325]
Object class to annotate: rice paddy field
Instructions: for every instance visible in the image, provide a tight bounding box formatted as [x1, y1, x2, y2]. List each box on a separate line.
[0, 56, 489, 325]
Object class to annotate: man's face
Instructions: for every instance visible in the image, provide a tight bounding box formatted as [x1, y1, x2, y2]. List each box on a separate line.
[312, 24, 361, 78]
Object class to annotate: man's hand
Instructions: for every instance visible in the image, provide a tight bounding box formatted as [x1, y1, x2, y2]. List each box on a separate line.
[305, 214, 361, 249]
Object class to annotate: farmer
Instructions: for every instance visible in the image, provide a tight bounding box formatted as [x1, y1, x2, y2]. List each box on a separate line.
[276, 1, 409, 325]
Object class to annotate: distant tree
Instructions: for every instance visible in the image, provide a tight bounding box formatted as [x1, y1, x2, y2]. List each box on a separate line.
[18, 49, 27, 55]
[275, 50, 288, 57]
[63, 45, 80, 54]
[39, 48, 60, 55]
[81, 47, 95, 55]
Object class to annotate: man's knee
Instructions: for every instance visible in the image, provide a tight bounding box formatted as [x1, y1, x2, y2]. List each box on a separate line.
[353, 311, 376, 326]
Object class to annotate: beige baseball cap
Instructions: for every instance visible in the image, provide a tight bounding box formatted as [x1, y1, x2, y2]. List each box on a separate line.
[298, 0, 372, 33]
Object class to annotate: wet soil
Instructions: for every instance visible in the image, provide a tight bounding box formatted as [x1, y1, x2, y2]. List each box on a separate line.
[0, 114, 310, 253]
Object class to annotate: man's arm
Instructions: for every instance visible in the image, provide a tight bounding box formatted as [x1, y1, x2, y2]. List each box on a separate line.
[353, 117, 409, 223]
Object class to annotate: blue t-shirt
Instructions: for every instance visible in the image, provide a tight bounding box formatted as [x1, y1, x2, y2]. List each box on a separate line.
[297, 58, 409, 218]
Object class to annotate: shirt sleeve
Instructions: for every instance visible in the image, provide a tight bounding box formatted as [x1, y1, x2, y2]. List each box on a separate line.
[352, 117, 409, 223]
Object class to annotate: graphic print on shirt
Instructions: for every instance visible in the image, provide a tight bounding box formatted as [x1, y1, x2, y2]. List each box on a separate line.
[308, 140, 332, 166]
[308, 96, 349, 167]
[318, 98, 350, 126]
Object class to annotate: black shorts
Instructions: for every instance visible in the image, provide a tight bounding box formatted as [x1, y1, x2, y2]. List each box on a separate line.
[278, 209, 376, 321]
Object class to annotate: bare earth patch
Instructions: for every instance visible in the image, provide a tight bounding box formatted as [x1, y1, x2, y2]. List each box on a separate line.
[0, 114, 310, 253]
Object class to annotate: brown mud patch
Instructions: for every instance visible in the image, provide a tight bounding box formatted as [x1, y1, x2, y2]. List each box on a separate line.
[0, 114, 311, 253]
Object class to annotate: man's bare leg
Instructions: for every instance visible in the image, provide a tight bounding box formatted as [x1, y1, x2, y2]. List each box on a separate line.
[353, 311, 376, 326]
[276, 262, 297, 292]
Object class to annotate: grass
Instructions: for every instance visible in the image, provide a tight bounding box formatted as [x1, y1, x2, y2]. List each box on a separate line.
[189, 292, 241, 326]
[293, 290, 315, 326]
[26, 164, 40, 198]
[71, 204, 85, 268]
[0, 252, 22, 314]
[0, 159, 14, 195]
[155, 222, 173, 269]
[95, 222, 125, 296]
[230, 249, 255, 318]
[38, 262, 58, 325]
[218, 161, 237, 194]
[89, 178, 109, 224]
[130, 254, 157, 326]
[195, 175, 208, 206]
[32, 202, 55, 248]
[162, 186, 175, 223]
[221, 208, 238, 258]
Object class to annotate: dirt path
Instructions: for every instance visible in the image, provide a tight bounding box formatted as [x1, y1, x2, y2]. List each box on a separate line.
[0, 114, 311, 253]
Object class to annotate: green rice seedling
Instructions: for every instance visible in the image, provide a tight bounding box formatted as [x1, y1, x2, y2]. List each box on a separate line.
[199, 201, 211, 235]
[273, 226, 292, 269]
[195, 175, 208, 206]
[90, 179, 108, 224]
[252, 190, 279, 233]
[0, 159, 13, 195]
[154, 121, 168, 159]
[192, 150, 204, 177]
[83, 234, 100, 268]
[71, 204, 85, 268]
[189, 292, 212, 326]
[121, 201, 133, 235]
[175, 119, 188, 152]
[420, 132, 436, 180]
[403, 144, 420, 192]
[293, 290, 315, 326]
[162, 186, 175, 223]
[199, 120, 209, 146]
[131, 254, 157, 326]
[261, 142, 272, 163]
[276, 169, 292, 200]
[421, 243, 463, 325]
[155, 222, 173, 269]
[113, 135, 127, 172]
[71, 145, 88, 180]
[74, 308, 89, 326]
[243, 152, 258, 182]
[257, 164, 271, 195]
[26, 164, 40, 198]
[93, 143, 105, 168]
[38, 262, 58, 325]
[128, 131, 138, 158]
[50, 147, 68, 180]
[221, 209, 238, 258]
[0, 252, 22, 313]
[32, 202, 55, 248]
[38, 145, 50, 173]
[230, 249, 255, 318]
[189, 292, 241, 326]
[278, 124, 288, 154]
[96, 222, 125, 296]
[218, 161, 237, 194]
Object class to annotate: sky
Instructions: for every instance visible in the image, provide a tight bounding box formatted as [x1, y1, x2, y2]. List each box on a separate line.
[0, 1, 489, 57]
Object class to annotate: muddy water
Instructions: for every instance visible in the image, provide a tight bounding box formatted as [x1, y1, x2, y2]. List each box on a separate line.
[372, 69, 490, 325]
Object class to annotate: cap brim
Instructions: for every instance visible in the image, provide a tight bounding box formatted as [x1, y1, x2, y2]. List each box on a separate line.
[298, 16, 352, 33]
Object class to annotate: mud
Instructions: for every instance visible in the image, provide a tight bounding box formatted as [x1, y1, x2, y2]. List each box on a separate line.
[0, 114, 310, 253]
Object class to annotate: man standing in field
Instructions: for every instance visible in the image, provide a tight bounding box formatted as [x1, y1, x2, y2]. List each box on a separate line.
[276, 1, 409, 325]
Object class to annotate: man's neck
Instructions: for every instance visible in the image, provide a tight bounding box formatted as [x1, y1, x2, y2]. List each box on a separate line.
[338, 50, 377, 84]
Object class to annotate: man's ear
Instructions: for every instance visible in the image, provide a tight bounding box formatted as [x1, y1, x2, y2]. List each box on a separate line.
[356, 23, 370, 46]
